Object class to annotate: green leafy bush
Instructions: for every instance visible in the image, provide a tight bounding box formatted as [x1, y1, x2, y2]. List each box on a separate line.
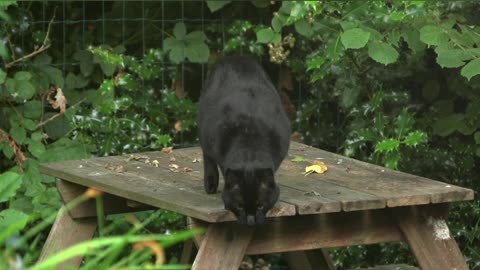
[1, 1, 480, 269]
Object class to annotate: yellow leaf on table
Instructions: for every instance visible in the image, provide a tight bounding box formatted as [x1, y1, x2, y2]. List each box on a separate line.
[304, 161, 328, 176]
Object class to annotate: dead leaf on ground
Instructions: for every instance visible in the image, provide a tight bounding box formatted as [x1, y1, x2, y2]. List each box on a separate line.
[169, 163, 179, 169]
[304, 190, 321, 196]
[152, 160, 160, 167]
[183, 167, 192, 172]
[170, 157, 176, 162]
[192, 158, 201, 163]
[106, 164, 127, 173]
[304, 161, 327, 176]
[162, 146, 173, 153]
[124, 154, 149, 163]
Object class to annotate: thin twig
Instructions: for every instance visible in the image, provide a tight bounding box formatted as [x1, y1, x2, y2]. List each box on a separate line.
[36, 98, 85, 129]
[5, 9, 56, 69]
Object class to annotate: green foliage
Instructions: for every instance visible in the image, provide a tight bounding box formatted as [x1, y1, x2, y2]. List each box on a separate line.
[163, 22, 210, 63]
[1, 1, 480, 269]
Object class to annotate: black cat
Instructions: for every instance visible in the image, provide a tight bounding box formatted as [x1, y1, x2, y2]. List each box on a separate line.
[197, 56, 291, 226]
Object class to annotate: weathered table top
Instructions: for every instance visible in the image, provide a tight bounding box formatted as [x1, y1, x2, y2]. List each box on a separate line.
[39, 142, 474, 222]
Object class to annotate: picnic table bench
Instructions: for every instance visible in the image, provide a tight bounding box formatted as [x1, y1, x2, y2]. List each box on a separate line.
[38, 142, 474, 270]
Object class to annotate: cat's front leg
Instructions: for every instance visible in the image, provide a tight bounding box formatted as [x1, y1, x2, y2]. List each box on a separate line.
[203, 153, 219, 194]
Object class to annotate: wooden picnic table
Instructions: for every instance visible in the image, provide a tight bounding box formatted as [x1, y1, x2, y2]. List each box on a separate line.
[39, 142, 474, 270]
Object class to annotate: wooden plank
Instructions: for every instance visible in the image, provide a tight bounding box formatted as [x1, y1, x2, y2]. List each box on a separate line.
[277, 173, 385, 212]
[41, 155, 295, 222]
[57, 179, 155, 218]
[174, 147, 342, 214]
[179, 239, 195, 264]
[191, 223, 254, 270]
[38, 210, 97, 269]
[393, 205, 468, 270]
[347, 265, 418, 270]
[288, 142, 474, 206]
[107, 155, 296, 220]
[285, 249, 336, 270]
[189, 210, 403, 255]
[40, 159, 232, 222]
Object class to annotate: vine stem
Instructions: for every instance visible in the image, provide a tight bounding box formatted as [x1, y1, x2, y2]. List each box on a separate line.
[5, 8, 56, 69]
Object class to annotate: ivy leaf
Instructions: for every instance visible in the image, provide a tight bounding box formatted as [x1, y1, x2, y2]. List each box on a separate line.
[185, 43, 210, 63]
[22, 100, 42, 119]
[272, 16, 283, 32]
[375, 139, 400, 153]
[9, 125, 26, 144]
[404, 131, 427, 147]
[460, 58, 480, 81]
[291, 156, 306, 162]
[367, 42, 399, 65]
[173, 22, 187, 39]
[28, 140, 46, 158]
[0, 171, 22, 202]
[432, 114, 464, 136]
[294, 19, 313, 38]
[419, 25, 448, 46]
[73, 50, 94, 77]
[169, 45, 185, 64]
[256, 28, 275, 43]
[206, 1, 231, 13]
[402, 29, 425, 53]
[14, 71, 31, 81]
[16, 80, 36, 100]
[340, 28, 370, 49]
[435, 48, 472, 68]
[185, 31, 207, 43]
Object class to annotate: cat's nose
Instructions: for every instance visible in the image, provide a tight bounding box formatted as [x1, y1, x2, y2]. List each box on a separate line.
[246, 215, 255, 226]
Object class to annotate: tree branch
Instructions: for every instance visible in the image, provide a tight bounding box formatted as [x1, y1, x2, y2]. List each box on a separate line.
[5, 9, 56, 69]
[36, 98, 85, 128]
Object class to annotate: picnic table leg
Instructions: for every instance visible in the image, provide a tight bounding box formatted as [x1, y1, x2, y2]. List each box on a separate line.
[394, 204, 468, 270]
[191, 222, 254, 270]
[38, 208, 97, 269]
[285, 249, 336, 270]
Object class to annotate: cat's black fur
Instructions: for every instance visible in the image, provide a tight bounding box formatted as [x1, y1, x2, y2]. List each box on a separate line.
[197, 56, 290, 226]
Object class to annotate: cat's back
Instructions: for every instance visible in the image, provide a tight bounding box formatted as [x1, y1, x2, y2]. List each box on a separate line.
[202, 56, 275, 97]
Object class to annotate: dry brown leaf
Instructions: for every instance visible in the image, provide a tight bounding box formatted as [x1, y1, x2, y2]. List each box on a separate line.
[290, 131, 303, 143]
[304, 161, 328, 176]
[169, 163, 179, 169]
[174, 120, 182, 133]
[106, 164, 127, 173]
[192, 158, 201, 163]
[152, 160, 160, 167]
[170, 157, 176, 162]
[133, 240, 165, 265]
[47, 87, 68, 113]
[172, 78, 184, 99]
[183, 167, 192, 172]
[162, 147, 173, 153]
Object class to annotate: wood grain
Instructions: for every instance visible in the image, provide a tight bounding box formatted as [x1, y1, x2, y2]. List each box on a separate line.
[189, 209, 403, 255]
[57, 179, 154, 218]
[394, 205, 468, 270]
[38, 210, 97, 269]
[191, 223, 254, 270]
[39, 142, 474, 223]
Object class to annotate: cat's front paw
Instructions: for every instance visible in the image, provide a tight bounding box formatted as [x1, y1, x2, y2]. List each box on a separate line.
[204, 176, 219, 194]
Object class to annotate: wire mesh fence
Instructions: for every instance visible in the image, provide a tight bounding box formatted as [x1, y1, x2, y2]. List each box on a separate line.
[7, 1, 313, 151]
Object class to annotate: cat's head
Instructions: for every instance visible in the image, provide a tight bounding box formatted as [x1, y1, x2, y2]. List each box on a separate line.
[222, 168, 279, 226]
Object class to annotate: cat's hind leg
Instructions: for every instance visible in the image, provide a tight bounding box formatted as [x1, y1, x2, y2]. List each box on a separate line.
[203, 153, 219, 194]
